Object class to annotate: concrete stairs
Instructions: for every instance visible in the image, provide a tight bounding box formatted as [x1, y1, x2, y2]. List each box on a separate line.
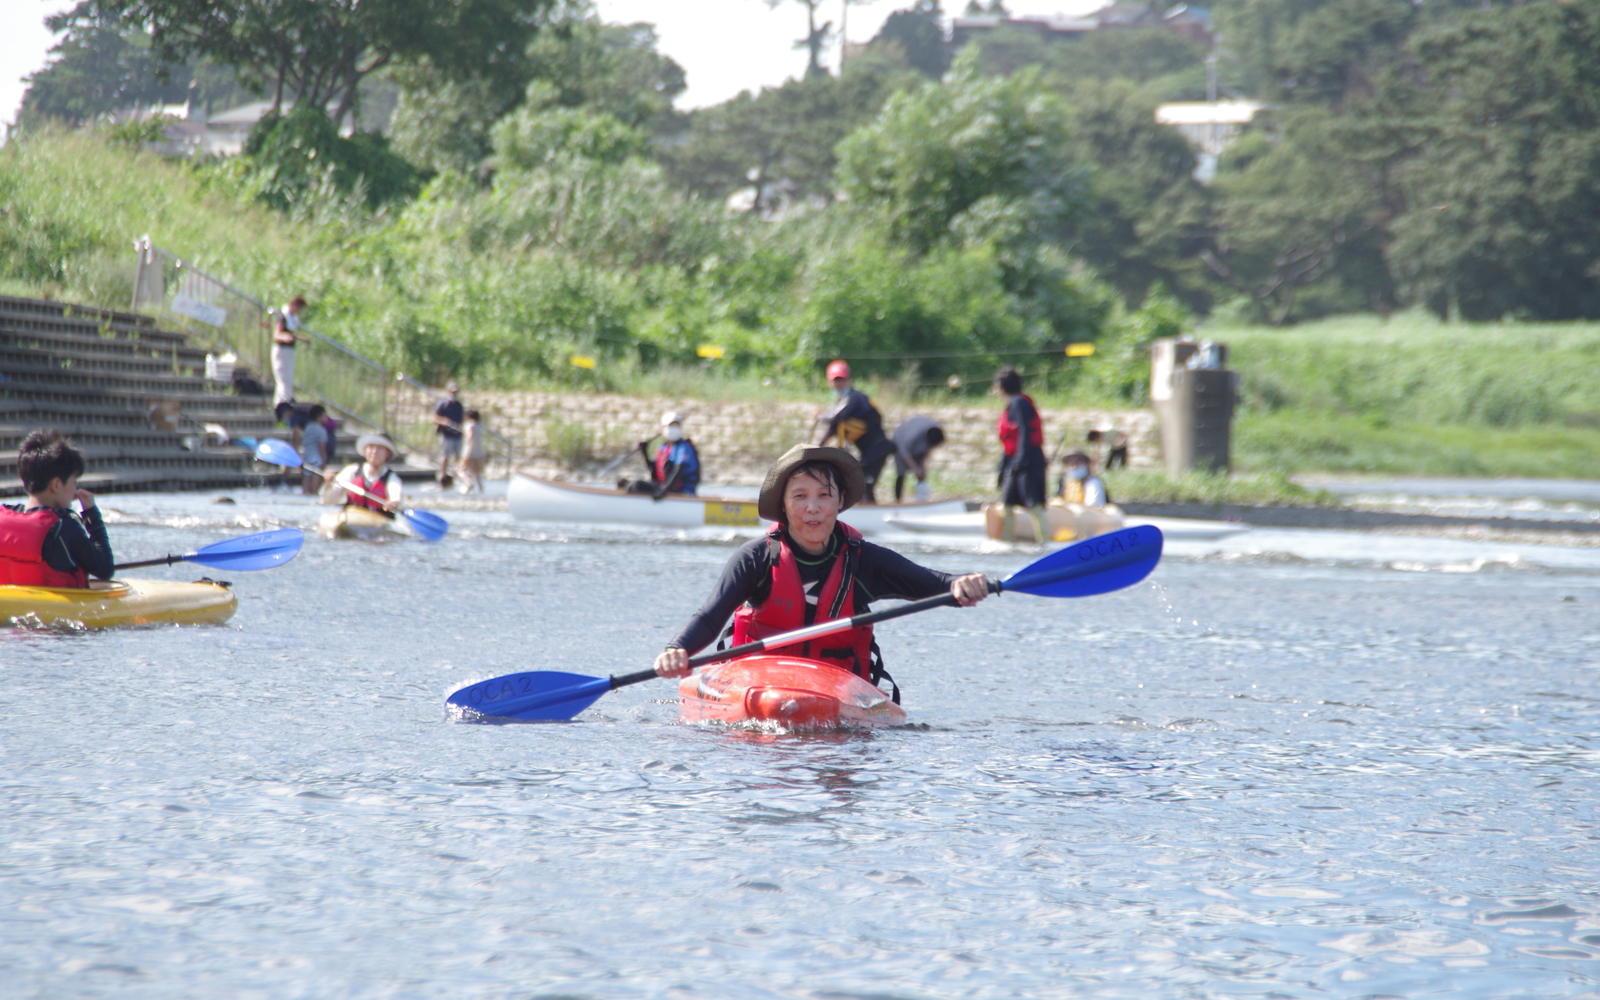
[0, 294, 285, 497]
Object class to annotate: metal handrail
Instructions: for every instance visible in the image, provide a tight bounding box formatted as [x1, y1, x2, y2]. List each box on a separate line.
[131, 237, 515, 473]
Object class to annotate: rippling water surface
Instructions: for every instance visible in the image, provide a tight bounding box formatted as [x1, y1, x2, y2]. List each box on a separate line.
[4, 489, 1599, 999]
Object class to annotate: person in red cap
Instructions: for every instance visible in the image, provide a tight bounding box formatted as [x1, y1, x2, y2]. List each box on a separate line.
[815, 359, 894, 504]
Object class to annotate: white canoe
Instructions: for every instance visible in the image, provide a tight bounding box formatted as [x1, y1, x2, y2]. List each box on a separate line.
[507, 474, 966, 535]
[883, 506, 1250, 542]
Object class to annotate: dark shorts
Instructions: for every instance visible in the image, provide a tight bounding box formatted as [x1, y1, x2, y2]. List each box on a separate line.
[858, 439, 896, 484]
[1001, 456, 1047, 508]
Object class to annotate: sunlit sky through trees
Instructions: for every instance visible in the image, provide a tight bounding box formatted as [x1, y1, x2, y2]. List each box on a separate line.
[0, 0, 1108, 132]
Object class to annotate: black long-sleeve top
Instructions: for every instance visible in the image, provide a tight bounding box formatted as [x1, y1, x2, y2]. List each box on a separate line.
[667, 528, 961, 655]
[819, 388, 889, 453]
[4, 504, 115, 581]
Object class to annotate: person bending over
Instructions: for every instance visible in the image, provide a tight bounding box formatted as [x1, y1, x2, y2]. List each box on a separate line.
[891, 415, 945, 502]
[652, 445, 989, 700]
[0, 430, 113, 587]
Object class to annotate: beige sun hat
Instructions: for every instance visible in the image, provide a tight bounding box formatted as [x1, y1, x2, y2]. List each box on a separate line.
[356, 433, 398, 458]
[758, 444, 865, 522]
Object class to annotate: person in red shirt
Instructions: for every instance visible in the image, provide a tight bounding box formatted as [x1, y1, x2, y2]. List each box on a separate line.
[994, 365, 1048, 543]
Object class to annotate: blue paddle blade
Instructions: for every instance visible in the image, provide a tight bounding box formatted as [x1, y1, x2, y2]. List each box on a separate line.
[187, 528, 305, 570]
[255, 438, 302, 467]
[446, 671, 611, 722]
[404, 508, 449, 542]
[1003, 525, 1164, 598]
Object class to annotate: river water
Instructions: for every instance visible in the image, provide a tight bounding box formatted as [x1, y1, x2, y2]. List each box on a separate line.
[4, 488, 1599, 999]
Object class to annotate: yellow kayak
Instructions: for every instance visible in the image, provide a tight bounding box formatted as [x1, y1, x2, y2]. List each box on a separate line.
[983, 500, 1126, 543]
[317, 505, 407, 541]
[0, 578, 237, 628]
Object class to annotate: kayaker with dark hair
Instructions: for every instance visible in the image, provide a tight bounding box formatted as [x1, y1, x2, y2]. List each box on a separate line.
[994, 364, 1047, 543]
[0, 429, 114, 587]
[816, 360, 896, 505]
[653, 445, 989, 697]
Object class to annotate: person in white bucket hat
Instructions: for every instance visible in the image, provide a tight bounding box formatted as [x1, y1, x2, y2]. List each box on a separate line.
[321, 433, 404, 516]
[631, 410, 700, 499]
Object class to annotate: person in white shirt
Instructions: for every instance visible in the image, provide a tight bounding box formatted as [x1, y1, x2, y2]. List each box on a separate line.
[272, 296, 308, 406]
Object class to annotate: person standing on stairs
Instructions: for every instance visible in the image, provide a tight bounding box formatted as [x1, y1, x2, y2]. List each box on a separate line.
[272, 296, 309, 407]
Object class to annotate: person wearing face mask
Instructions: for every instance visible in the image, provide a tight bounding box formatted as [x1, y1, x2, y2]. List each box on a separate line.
[1056, 450, 1108, 508]
[651, 445, 990, 701]
[637, 411, 700, 499]
[816, 359, 895, 505]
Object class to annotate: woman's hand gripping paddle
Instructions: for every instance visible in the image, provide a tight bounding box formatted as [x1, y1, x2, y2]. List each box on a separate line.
[115, 528, 305, 572]
[445, 525, 1165, 722]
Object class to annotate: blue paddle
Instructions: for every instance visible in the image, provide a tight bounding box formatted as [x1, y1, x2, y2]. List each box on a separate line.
[115, 528, 305, 572]
[445, 525, 1165, 722]
[258, 441, 449, 541]
[254, 438, 301, 466]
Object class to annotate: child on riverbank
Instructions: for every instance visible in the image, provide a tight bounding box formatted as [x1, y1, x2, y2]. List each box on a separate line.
[457, 409, 486, 494]
[0, 430, 114, 587]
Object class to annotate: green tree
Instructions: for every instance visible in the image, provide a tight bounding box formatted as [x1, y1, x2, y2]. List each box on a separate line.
[764, 0, 833, 78]
[89, 0, 554, 125]
[1204, 109, 1394, 323]
[1056, 81, 1213, 311]
[869, 1, 950, 78]
[660, 54, 920, 207]
[389, 5, 683, 178]
[242, 105, 421, 210]
[20, 4, 253, 129]
[1386, 0, 1600, 319]
[836, 51, 1096, 338]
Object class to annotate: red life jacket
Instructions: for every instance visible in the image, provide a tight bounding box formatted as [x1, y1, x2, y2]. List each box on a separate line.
[997, 393, 1044, 458]
[654, 444, 672, 484]
[0, 507, 90, 588]
[347, 467, 397, 518]
[731, 524, 875, 680]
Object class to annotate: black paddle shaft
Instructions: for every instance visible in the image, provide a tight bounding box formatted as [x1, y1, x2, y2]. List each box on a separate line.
[605, 575, 1004, 691]
[113, 554, 185, 571]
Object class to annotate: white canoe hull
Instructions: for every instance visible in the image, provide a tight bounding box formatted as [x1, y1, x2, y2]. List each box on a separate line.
[508, 474, 966, 535]
[884, 507, 1251, 542]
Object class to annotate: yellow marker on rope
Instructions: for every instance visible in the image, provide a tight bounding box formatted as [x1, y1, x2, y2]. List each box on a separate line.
[571, 355, 596, 370]
[1066, 343, 1095, 357]
[696, 344, 725, 360]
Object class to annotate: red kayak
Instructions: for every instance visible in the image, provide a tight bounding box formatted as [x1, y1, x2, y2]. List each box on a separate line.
[679, 655, 908, 729]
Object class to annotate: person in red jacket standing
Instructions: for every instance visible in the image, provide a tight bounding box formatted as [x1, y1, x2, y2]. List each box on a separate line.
[994, 365, 1048, 543]
[0, 430, 114, 588]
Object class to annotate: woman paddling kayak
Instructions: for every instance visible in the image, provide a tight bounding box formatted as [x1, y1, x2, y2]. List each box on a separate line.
[653, 445, 990, 697]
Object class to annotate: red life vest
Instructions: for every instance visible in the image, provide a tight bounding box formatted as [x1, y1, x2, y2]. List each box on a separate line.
[997, 393, 1044, 458]
[0, 507, 90, 588]
[654, 444, 672, 485]
[347, 467, 397, 518]
[731, 524, 875, 680]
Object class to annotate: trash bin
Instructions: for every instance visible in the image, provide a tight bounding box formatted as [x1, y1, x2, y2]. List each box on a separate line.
[1151, 337, 1235, 476]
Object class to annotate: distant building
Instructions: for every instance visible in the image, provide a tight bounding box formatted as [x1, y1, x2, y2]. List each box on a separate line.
[950, 14, 1099, 48]
[1155, 99, 1263, 181]
[107, 96, 353, 158]
[951, 4, 1213, 50]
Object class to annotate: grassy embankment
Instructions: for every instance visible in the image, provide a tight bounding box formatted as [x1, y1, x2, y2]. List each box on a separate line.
[1216, 314, 1600, 479]
[4, 134, 1599, 498]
